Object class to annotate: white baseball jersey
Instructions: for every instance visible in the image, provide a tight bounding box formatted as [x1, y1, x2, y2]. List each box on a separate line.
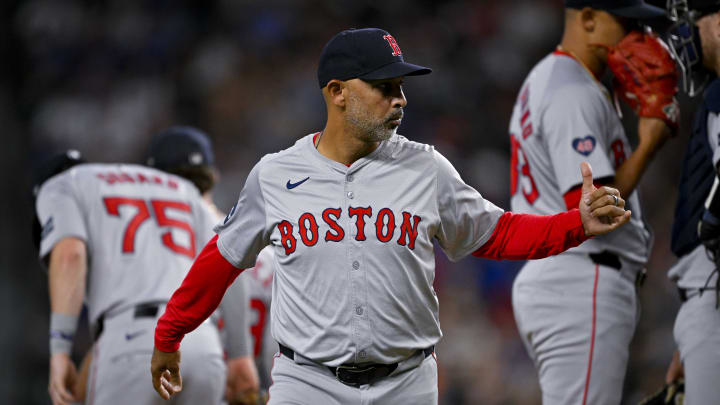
[243, 246, 275, 386]
[214, 133, 504, 366]
[36, 163, 217, 326]
[508, 51, 651, 264]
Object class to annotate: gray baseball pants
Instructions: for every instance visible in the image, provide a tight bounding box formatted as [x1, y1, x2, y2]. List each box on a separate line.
[674, 290, 720, 405]
[85, 304, 226, 405]
[268, 348, 438, 404]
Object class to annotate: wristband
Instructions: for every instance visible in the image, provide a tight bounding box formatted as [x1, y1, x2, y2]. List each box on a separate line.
[49, 313, 79, 355]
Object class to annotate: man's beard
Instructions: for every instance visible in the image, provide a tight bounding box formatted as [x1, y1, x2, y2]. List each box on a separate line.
[346, 93, 400, 142]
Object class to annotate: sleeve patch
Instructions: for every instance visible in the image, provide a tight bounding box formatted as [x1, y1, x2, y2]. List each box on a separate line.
[223, 203, 237, 224]
[572, 136, 596, 156]
[41, 217, 54, 240]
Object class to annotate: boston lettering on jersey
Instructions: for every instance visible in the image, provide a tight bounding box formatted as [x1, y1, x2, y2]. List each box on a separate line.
[277, 207, 422, 255]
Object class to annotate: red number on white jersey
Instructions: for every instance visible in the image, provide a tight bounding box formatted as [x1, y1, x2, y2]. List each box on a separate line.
[610, 140, 627, 167]
[510, 134, 540, 204]
[103, 197, 196, 259]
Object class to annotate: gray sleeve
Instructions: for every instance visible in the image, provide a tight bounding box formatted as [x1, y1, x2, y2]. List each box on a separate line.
[434, 150, 504, 262]
[708, 112, 720, 168]
[36, 173, 88, 259]
[214, 163, 270, 268]
[219, 274, 252, 358]
[541, 86, 616, 194]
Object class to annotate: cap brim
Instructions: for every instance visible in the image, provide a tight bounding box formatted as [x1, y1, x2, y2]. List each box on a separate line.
[359, 61, 432, 81]
[608, 3, 666, 19]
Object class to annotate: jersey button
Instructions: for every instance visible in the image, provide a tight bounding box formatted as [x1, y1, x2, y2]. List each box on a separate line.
[355, 306, 363, 315]
[346, 174, 354, 182]
[347, 191, 354, 199]
[352, 261, 360, 270]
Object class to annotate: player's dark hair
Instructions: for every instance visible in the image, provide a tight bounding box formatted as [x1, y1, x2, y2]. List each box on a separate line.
[165, 165, 217, 194]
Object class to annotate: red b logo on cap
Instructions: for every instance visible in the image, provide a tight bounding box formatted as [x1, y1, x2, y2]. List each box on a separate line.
[383, 35, 402, 56]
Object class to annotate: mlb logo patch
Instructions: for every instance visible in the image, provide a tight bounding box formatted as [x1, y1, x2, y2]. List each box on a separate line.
[572, 136, 596, 156]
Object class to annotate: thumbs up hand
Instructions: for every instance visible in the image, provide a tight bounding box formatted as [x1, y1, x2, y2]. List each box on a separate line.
[579, 162, 631, 236]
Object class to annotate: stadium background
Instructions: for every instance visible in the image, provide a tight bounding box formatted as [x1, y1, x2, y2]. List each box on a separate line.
[1, 0, 693, 403]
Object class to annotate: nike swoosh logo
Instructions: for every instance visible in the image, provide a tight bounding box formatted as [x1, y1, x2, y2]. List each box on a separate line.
[286, 177, 310, 189]
[125, 330, 146, 341]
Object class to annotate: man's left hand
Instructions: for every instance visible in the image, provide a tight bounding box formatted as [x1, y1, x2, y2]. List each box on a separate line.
[579, 162, 631, 236]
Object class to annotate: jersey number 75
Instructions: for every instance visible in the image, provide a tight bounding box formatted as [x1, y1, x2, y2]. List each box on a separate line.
[103, 197, 196, 259]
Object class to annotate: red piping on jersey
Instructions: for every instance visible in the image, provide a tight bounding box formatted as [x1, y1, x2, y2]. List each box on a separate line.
[582, 264, 600, 405]
[473, 209, 589, 260]
[552, 49, 574, 58]
[552, 49, 600, 81]
[154, 235, 244, 352]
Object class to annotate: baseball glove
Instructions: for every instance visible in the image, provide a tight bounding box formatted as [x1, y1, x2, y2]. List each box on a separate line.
[638, 380, 684, 405]
[608, 31, 680, 130]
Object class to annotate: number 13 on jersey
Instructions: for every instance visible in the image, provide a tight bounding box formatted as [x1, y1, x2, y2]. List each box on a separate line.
[510, 134, 539, 204]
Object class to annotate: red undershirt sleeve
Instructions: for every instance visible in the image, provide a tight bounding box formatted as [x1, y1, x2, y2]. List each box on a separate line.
[563, 182, 607, 210]
[563, 186, 584, 211]
[155, 235, 244, 352]
[472, 209, 590, 260]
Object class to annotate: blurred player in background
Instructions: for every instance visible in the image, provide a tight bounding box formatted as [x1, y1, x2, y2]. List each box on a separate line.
[240, 246, 276, 394]
[664, 1, 720, 403]
[508, 1, 677, 404]
[35, 126, 258, 405]
[147, 127, 261, 404]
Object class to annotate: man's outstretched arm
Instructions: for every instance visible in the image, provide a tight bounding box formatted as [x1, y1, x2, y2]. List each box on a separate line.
[474, 162, 631, 260]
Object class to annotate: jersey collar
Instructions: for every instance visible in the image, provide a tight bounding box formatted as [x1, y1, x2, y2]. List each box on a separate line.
[553, 46, 613, 105]
[305, 132, 392, 173]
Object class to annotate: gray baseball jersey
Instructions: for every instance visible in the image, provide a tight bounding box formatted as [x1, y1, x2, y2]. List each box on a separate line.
[214, 133, 504, 366]
[668, 112, 720, 287]
[508, 51, 651, 264]
[36, 163, 217, 326]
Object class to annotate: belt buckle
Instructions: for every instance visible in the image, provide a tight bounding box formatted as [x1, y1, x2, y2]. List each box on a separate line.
[335, 364, 374, 388]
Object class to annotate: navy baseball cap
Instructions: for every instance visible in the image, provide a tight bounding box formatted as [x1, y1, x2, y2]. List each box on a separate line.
[317, 28, 432, 88]
[32, 149, 86, 250]
[146, 126, 215, 170]
[32, 149, 85, 197]
[565, 0, 666, 19]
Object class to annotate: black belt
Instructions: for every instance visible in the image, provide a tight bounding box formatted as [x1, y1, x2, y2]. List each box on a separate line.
[589, 251, 622, 270]
[589, 251, 647, 288]
[278, 343, 434, 388]
[94, 303, 163, 342]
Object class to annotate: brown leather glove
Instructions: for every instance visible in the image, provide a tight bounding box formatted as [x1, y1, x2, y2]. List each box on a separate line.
[608, 31, 680, 131]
